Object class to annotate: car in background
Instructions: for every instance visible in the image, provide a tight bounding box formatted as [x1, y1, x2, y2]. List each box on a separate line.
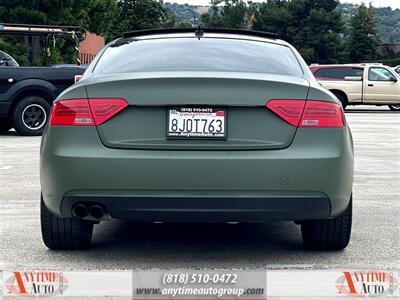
[40, 28, 354, 251]
[0, 51, 86, 135]
[310, 64, 400, 111]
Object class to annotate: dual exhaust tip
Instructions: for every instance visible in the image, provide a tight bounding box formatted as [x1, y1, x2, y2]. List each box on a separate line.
[72, 203, 105, 220]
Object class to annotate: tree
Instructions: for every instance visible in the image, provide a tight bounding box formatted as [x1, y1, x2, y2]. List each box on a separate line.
[87, 0, 120, 41]
[116, 0, 175, 36]
[0, 0, 120, 65]
[253, 0, 345, 64]
[175, 21, 194, 28]
[164, 3, 200, 26]
[202, 0, 248, 29]
[202, 0, 225, 28]
[348, 4, 380, 62]
[0, 0, 108, 33]
[375, 7, 400, 44]
[253, 0, 292, 40]
[220, 0, 248, 28]
[336, 3, 400, 44]
[0, 0, 176, 65]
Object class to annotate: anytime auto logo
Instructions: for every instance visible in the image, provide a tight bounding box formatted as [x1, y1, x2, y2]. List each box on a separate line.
[336, 271, 399, 297]
[4, 271, 69, 297]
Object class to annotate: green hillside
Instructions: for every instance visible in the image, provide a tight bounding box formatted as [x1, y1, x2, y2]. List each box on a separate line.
[166, 2, 400, 43]
[337, 3, 400, 43]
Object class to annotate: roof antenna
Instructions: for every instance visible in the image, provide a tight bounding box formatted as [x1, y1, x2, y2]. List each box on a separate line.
[194, 26, 204, 40]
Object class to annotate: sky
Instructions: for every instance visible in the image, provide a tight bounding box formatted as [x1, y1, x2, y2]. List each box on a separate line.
[169, 0, 400, 9]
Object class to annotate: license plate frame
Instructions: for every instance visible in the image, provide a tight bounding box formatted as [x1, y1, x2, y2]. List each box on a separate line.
[166, 107, 227, 139]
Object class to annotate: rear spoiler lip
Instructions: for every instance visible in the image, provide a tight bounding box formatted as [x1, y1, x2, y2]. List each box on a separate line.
[122, 27, 278, 40]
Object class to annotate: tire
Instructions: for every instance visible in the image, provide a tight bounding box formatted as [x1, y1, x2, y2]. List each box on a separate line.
[388, 104, 400, 111]
[301, 196, 352, 250]
[11, 96, 51, 136]
[41, 195, 94, 250]
[331, 91, 348, 110]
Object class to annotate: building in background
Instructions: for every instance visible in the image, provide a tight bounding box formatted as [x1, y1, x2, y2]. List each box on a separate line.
[79, 32, 105, 64]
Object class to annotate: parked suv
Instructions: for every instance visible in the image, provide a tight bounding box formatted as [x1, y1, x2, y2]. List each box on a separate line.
[310, 64, 400, 111]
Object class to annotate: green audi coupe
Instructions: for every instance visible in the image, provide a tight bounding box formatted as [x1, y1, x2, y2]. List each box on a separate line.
[40, 28, 354, 250]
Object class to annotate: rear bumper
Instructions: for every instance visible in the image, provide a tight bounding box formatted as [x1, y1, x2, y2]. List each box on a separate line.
[40, 125, 354, 222]
[61, 196, 331, 222]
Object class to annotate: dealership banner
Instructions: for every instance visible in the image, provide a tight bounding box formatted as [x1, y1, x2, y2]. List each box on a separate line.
[132, 270, 266, 299]
[267, 270, 400, 299]
[1, 270, 399, 299]
[2, 271, 132, 299]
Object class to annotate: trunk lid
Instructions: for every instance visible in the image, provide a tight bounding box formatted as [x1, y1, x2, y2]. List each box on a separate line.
[84, 72, 310, 150]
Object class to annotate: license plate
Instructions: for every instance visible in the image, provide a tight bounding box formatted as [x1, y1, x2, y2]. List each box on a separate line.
[167, 107, 227, 138]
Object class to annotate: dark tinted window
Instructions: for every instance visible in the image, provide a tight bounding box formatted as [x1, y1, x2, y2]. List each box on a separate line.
[314, 67, 363, 79]
[94, 38, 303, 76]
[395, 66, 400, 75]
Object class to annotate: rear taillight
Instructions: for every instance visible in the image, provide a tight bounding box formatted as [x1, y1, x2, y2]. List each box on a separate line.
[50, 98, 128, 126]
[266, 100, 344, 128]
[50, 99, 93, 126]
[300, 100, 344, 128]
[265, 100, 306, 126]
[89, 99, 129, 125]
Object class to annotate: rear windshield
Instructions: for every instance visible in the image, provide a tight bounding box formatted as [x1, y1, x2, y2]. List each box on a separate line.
[94, 37, 303, 76]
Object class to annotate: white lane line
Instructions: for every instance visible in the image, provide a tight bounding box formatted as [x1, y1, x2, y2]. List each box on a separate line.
[0, 166, 13, 170]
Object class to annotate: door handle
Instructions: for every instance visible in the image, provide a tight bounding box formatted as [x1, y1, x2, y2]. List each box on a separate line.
[368, 84, 374, 87]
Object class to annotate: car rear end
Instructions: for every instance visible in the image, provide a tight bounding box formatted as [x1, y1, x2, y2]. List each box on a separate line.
[40, 30, 354, 250]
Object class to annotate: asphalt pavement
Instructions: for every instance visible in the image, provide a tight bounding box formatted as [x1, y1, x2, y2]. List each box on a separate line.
[0, 106, 399, 270]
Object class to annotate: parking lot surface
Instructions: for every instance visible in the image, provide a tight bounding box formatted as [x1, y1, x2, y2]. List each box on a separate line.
[0, 106, 399, 270]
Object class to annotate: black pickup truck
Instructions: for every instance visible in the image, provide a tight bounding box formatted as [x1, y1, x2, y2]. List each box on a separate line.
[0, 50, 85, 135]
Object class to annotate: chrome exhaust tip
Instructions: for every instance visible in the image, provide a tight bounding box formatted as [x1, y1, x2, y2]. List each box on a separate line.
[89, 205, 105, 220]
[72, 204, 89, 218]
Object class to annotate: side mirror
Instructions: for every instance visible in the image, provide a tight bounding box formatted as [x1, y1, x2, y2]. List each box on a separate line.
[344, 76, 362, 81]
[0, 58, 14, 67]
[74, 75, 83, 83]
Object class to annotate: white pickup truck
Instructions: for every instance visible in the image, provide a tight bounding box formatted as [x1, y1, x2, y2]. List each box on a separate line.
[310, 64, 400, 111]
